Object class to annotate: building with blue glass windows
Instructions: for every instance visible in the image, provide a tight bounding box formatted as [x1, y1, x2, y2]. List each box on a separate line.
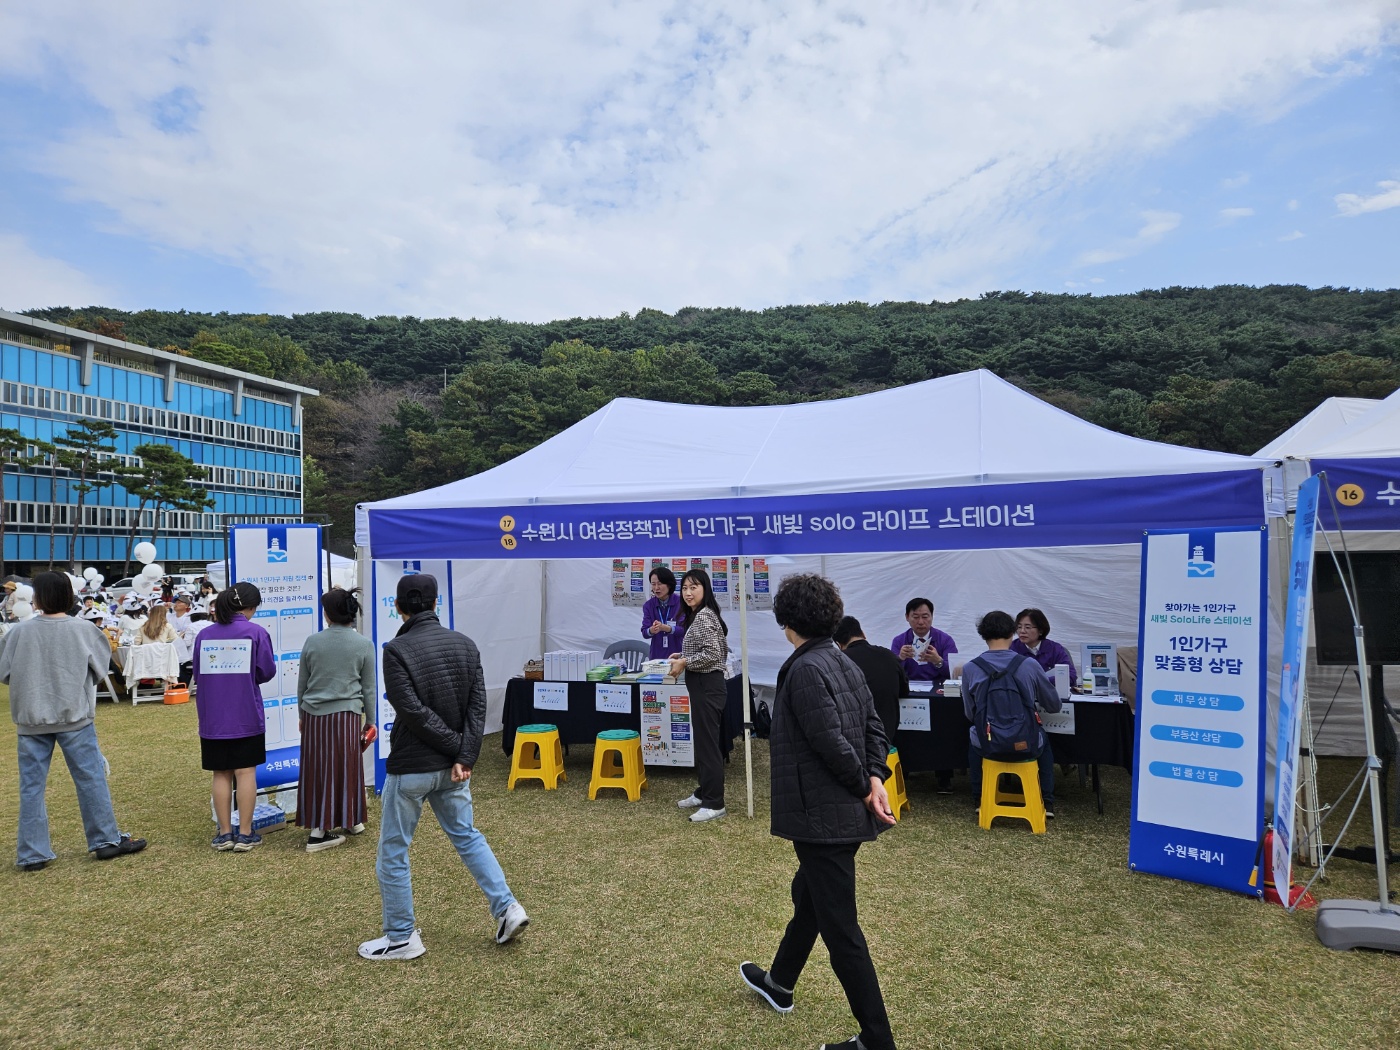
[0, 310, 318, 570]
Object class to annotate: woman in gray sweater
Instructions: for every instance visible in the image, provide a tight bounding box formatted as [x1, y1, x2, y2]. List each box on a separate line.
[295, 587, 376, 852]
[1, 572, 146, 871]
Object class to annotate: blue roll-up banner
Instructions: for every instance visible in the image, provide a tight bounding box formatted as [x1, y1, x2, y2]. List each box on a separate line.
[366, 469, 1266, 561]
[370, 559, 455, 793]
[1129, 526, 1267, 896]
[1309, 458, 1400, 531]
[1270, 476, 1320, 896]
[228, 523, 325, 790]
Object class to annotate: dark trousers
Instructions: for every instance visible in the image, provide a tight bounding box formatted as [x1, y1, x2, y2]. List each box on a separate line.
[770, 840, 895, 1050]
[688, 670, 727, 808]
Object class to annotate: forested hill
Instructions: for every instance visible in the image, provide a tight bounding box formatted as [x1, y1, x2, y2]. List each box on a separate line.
[25, 284, 1400, 553]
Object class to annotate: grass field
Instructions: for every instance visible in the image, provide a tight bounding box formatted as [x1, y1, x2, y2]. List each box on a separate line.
[3, 696, 1396, 1050]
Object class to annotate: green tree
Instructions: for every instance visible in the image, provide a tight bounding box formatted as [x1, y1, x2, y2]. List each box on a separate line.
[58, 419, 119, 569]
[35, 439, 62, 569]
[0, 427, 32, 578]
[115, 444, 214, 575]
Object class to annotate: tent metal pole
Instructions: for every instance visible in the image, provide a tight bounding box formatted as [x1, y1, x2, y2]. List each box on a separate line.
[740, 555, 754, 819]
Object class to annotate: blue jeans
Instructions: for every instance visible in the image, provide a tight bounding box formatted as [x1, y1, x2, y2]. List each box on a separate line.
[968, 735, 1056, 804]
[376, 769, 515, 940]
[17, 724, 122, 866]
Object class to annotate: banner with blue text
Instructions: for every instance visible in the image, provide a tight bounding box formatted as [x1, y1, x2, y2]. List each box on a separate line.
[1129, 526, 1267, 897]
[1309, 458, 1400, 532]
[366, 470, 1265, 560]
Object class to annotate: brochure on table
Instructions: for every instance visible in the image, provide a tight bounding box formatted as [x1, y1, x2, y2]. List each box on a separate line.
[229, 523, 325, 791]
[1129, 526, 1267, 897]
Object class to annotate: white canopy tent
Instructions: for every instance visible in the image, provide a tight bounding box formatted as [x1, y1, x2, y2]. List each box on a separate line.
[357, 370, 1279, 808]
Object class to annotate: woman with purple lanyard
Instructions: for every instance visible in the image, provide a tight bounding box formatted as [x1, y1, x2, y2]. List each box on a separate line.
[194, 582, 276, 853]
[640, 566, 686, 660]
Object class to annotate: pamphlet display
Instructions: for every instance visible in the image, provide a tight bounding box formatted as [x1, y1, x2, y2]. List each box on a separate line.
[1129, 526, 1267, 896]
[229, 524, 325, 790]
[639, 684, 694, 766]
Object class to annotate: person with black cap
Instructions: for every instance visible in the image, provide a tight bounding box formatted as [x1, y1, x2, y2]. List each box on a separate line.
[358, 573, 529, 962]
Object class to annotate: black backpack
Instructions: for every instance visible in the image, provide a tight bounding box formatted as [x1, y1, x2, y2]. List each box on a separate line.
[970, 654, 1040, 759]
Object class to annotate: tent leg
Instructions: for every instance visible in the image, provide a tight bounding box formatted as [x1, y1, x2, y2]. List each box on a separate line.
[740, 556, 754, 818]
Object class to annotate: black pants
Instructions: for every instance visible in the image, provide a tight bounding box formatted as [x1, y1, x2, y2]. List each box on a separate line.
[770, 840, 895, 1050]
[688, 670, 727, 808]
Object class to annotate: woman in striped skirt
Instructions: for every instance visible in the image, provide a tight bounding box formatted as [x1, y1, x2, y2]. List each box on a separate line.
[296, 587, 376, 852]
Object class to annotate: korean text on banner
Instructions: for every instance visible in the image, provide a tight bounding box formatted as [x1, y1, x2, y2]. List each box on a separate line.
[229, 524, 325, 791]
[1129, 527, 1267, 897]
[1271, 476, 1321, 897]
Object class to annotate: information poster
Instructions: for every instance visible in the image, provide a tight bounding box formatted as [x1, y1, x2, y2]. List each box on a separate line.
[533, 681, 568, 712]
[229, 524, 324, 790]
[1271, 476, 1320, 897]
[596, 683, 632, 714]
[1129, 527, 1267, 896]
[1041, 707, 1076, 736]
[640, 684, 694, 766]
[612, 556, 742, 608]
[745, 557, 773, 610]
[370, 558, 454, 791]
[898, 696, 931, 732]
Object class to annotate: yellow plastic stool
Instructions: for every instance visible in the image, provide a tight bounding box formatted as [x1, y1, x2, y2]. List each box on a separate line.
[885, 747, 910, 820]
[977, 757, 1046, 833]
[588, 729, 647, 801]
[508, 724, 567, 790]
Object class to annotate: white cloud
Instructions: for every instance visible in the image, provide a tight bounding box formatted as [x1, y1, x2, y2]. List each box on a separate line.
[1079, 210, 1182, 265]
[1287, 198, 1301, 210]
[1221, 173, 1251, 189]
[0, 2, 1396, 318]
[1220, 207, 1255, 220]
[1334, 180, 1400, 216]
[1278, 230, 1306, 241]
[0, 233, 112, 311]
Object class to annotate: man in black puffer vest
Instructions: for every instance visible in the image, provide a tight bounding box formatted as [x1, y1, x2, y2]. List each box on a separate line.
[358, 573, 529, 962]
[741, 574, 897, 1050]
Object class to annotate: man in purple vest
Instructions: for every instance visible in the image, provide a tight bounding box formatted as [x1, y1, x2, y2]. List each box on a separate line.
[890, 597, 959, 793]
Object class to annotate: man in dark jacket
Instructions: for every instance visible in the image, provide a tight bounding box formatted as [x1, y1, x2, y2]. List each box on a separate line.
[834, 615, 907, 744]
[358, 573, 529, 961]
[741, 574, 897, 1050]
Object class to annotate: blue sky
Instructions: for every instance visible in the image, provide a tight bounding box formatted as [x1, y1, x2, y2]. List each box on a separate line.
[0, 2, 1395, 321]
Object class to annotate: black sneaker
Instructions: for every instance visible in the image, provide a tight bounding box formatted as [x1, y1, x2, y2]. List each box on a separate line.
[21, 860, 48, 872]
[1045, 803, 1056, 819]
[820, 1039, 864, 1049]
[740, 962, 793, 1013]
[94, 834, 147, 860]
[936, 781, 953, 795]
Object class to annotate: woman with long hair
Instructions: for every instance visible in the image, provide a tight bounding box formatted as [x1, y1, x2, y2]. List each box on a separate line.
[193, 582, 276, 853]
[136, 603, 176, 644]
[667, 568, 730, 823]
[295, 587, 375, 852]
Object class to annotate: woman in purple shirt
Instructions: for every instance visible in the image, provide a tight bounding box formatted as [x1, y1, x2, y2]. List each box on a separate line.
[640, 566, 686, 660]
[194, 582, 277, 853]
[1010, 607, 1077, 687]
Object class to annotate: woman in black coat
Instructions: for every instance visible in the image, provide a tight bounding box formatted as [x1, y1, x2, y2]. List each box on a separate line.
[740, 573, 897, 1050]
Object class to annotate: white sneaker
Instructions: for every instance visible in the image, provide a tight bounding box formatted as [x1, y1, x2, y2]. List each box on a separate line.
[677, 794, 702, 809]
[347, 823, 366, 835]
[690, 806, 727, 822]
[495, 901, 530, 944]
[358, 929, 425, 961]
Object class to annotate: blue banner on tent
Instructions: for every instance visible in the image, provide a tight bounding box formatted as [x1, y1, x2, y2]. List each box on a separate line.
[366, 469, 1266, 560]
[1310, 458, 1400, 531]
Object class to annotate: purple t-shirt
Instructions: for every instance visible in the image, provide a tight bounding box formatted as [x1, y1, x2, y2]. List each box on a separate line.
[890, 627, 958, 683]
[193, 616, 277, 740]
[640, 593, 686, 660]
[1010, 637, 1078, 686]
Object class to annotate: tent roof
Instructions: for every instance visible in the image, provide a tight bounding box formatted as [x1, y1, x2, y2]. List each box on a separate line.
[1255, 397, 1381, 458]
[1303, 386, 1400, 460]
[360, 371, 1263, 531]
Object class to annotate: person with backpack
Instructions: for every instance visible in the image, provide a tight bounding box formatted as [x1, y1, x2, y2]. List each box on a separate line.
[962, 610, 1062, 818]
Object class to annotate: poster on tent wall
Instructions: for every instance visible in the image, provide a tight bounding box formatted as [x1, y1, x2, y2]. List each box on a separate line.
[640, 684, 694, 766]
[1310, 458, 1400, 531]
[1129, 526, 1267, 897]
[1271, 477, 1320, 897]
[610, 556, 742, 608]
[370, 559, 454, 792]
[228, 524, 324, 790]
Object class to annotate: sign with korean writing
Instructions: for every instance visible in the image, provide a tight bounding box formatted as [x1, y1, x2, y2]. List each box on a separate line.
[369, 559, 454, 792]
[1271, 476, 1320, 898]
[640, 684, 694, 766]
[533, 681, 568, 712]
[366, 470, 1266, 560]
[1129, 526, 1267, 897]
[230, 524, 324, 790]
[596, 683, 632, 714]
[1309, 458, 1400, 531]
[1041, 707, 1076, 736]
[898, 697, 931, 732]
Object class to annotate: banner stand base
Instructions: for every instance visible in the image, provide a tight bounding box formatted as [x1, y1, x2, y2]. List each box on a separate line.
[1316, 899, 1400, 952]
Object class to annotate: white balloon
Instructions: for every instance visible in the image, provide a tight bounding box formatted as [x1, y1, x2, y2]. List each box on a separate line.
[83, 567, 98, 581]
[133, 542, 157, 565]
[13, 584, 33, 601]
[10, 600, 32, 619]
[67, 573, 85, 595]
[148, 563, 165, 579]
[141, 564, 162, 580]
[93, 574, 104, 587]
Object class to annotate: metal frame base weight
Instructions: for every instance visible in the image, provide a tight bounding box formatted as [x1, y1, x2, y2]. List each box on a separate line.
[1315, 899, 1400, 952]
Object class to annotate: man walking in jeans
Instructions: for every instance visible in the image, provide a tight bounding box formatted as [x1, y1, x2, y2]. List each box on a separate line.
[358, 573, 528, 961]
